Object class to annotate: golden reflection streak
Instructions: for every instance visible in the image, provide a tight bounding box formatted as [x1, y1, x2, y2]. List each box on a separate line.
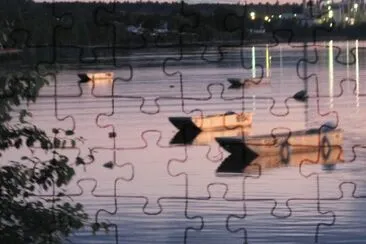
[266, 44, 270, 78]
[252, 46, 256, 78]
[355, 40, 360, 108]
[329, 40, 334, 109]
[346, 40, 349, 80]
[280, 45, 283, 87]
[87, 78, 113, 87]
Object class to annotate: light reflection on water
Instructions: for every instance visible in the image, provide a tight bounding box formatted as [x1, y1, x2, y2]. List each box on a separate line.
[3, 41, 366, 243]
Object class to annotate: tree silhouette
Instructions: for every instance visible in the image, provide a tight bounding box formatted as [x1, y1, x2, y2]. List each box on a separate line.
[0, 69, 92, 244]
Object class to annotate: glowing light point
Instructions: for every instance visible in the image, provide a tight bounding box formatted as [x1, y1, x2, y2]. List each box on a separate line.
[329, 10, 333, 18]
[250, 12, 256, 20]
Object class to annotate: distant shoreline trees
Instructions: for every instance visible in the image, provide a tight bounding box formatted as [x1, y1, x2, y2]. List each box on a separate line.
[0, 0, 365, 65]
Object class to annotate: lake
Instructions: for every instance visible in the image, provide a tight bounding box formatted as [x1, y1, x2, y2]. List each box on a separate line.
[4, 40, 366, 243]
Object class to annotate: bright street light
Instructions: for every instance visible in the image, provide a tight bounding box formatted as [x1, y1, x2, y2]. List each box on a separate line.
[250, 11, 255, 20]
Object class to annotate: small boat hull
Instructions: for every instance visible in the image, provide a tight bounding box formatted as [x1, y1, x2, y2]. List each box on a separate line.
[77, 72, 114, 83]
[170, 126, 251, 145]
[169, 112, 252, 132]
[216, 128, 343, 157]
[227, 77, 270, 88]
[216, 145, 344, 176]
[193, 127, 251, 145]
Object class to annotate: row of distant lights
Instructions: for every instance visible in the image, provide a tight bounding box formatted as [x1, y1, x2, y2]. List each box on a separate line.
[249, 2, 359, 23]
[327, 3, 358, 16]
[249, 12, 276, 21]
[327, 3, 358, 25]
[249, 12, 291, 22]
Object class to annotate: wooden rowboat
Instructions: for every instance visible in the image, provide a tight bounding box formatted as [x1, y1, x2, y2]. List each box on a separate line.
[170, 126, 251, 145]
[77, 72, 114, 83]
[227, 77, 270, 89]
[216, 127, 343, 157]
[169, 111, 252, 132]
[216, 145, 344, 176]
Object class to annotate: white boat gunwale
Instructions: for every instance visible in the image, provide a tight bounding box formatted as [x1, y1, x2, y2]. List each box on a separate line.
[169, 111, 253, 132]
[77, 72, 114, 83]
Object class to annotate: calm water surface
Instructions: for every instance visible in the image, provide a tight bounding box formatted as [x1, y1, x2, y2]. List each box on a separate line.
[5, 41, 366, 243]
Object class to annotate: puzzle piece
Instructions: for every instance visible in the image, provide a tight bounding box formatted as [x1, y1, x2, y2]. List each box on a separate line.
[169, 145, 245, 198]
[26, 72, 119, 158]
[317, 182, 366, 243]
[94, 197, 202, 244]
[89, 130, 187, 214]
[93, 0, 149, 66]
[185, 184, 245, 243]
[228, 197, 335, 244]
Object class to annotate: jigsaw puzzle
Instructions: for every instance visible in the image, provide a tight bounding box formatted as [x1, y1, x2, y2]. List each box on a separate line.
[2, 0, 366, 243]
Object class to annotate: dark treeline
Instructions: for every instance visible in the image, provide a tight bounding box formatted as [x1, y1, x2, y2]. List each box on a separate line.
[0, 0, 365, 51]
[0, 0, 314, 47]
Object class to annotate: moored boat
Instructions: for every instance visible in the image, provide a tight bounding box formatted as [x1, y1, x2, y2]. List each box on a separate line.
[169, 111, 253, 132]
[216, 145, 344, 176]
[77, 72, 114, 83]
[215, 125, 343, 157]
[227, 77, 270, 88]
[170, 126, 251, 145]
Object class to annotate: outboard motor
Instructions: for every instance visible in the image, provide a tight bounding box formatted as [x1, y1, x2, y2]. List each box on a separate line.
[321, 121, 337, 132]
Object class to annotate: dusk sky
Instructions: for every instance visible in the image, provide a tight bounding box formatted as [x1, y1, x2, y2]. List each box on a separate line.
[34, 0, 305, 4]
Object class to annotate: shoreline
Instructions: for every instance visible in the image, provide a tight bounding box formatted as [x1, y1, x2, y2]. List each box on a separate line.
[2, 36, 362, 71]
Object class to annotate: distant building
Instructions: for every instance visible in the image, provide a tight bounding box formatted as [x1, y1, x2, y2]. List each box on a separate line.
[153, 22, 169, 35]
[301, 0, 366, 26]
[249, 26, 266, 34]
[126, 23, 144, 35]
[280, 13, 295, 20]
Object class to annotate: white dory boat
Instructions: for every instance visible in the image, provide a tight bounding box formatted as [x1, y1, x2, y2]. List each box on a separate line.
[77, 72, 114, 83]
[169, 111, 253, 132]
[170, 126, 251, 145]
[216, 124, 343, 157]
[216, 145, 344, 175]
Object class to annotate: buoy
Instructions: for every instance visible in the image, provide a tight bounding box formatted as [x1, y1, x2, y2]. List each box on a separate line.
[293, 90, 308, 102]
[321, 121, 337, 132]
